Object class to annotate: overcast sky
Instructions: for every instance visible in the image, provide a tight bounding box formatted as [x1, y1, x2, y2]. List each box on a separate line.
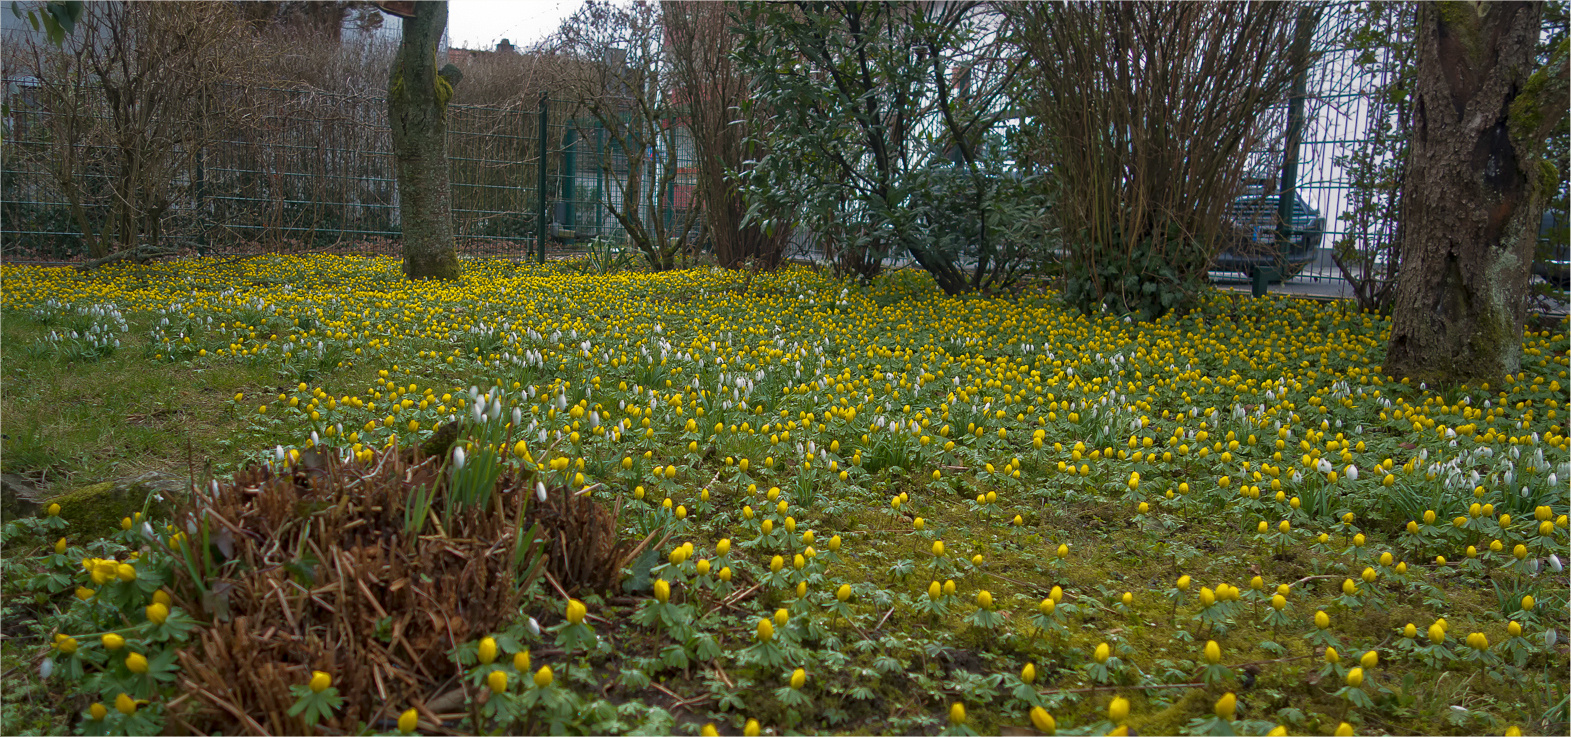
[447, 0, 584, 51]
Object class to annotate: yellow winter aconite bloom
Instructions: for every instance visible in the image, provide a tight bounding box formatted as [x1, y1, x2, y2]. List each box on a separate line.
[1094, 642, 1110, 663]
[1031, 706, 1056, 734]
[399, 708, 419, 733]
[487, 670, 507, 694]
[837, 584, 852, 601]
[534, 666, 553, 688]
[1346, 667, 1363, 687]
[1215, 692, 1236, 719]
[565, 599, 587, 625]
[1428, 623, 1446, 644]
[1022, 663, 1037, 684]
[1360, 650, 1379, 668]
[89, 703, 107, 721]
[126, 652, 149, 674]
[102, 633, 125, 651]
[744, 719, 761, 736]
[949, 702, 966, 725]
[1335, 722, 1354, 736]
[1108, 695, 1130, 723]
[1315, 610, 1330, 629]
[115, 693, 137, 716]
[790, 668, 806, 689]
[477, 637, 498, 664]
[756, 618, 774, 642]
[514, 650, 531, 673]
[310, 670, 332, 693]
[57, 636, 78, 655]
[701, 724, 719, 737]
[1203, 640, 1221, 664]
[1177, 575, 1191, 591]
[1522, 595, 1536, 610]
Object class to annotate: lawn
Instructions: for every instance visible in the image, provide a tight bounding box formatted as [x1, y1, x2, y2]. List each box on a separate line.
[1, 255, 1567, 736]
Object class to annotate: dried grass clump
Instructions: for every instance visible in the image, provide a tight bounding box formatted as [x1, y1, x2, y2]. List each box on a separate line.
[165, 447, 558, 734]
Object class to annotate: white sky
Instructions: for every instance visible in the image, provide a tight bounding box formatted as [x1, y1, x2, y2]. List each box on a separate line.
[447, 0, 585, 51]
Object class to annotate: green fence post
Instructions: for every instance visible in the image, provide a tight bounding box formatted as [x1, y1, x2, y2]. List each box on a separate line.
[563, 125, 577, 233]
[537, 93, 549, 264]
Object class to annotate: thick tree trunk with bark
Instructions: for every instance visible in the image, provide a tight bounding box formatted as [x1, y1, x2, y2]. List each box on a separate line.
[1384, 1, 1567, 385]
[387, 1, 462, 280]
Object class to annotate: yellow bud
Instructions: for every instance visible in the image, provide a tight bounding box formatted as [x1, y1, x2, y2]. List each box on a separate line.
[1108, 695, 1130, 723]
[477, 637, 497, 664]
[1335, 722, 1353, 736]
[790, 668, 806, 689]
[977, 590, 993, 609]
[1030, 706, 1056, 734]
[744, 719, 761, 736]
[48, 503, 61, 517]
[1094, 642, 1110, 663]
[310, 670, 331, 693]
[1428, 623, 1446, 644]
[115, 693, 136, 716]
[90, 703, 107, 721]
[487, 670, 507, 694]
[1360, 650, 1378, 668]
[949, 702, 967, 725]
[837, 583, 851, 601]
[654, 578, 671, 603]
[1215, 692, 1236, 720]
[1271, 594, 1286, 610]
[534, 666, 553, 688]
[146, 602, 169, 625]
[1404, 623, 1417, 638]
[1022, 663, 1037, 684]
[1315, 610, 1330, 629]
[102, 633, 125, 651]
[1346, 666, 1363, 687]
[1039, 598, 1056, 615]
[566, 599, 587, 625]
[126, 652, 148, 674]
[514, 649, 531, 673]
[399, 708, 419, 734]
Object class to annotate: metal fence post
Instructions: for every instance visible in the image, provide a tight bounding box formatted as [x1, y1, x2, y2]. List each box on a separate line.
[563, 126, 576, 233]
[537, 93, 548, 264]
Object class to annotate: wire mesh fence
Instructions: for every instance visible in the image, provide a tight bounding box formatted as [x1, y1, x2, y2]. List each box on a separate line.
[0, 81, 701, 262]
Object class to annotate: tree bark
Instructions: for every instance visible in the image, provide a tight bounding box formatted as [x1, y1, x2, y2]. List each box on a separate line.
[388, 1, 462, 280]
[1384, 1, 1567, 385]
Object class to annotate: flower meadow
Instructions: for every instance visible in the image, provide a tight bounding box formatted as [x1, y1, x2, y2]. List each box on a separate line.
[2, 255, 1568, 736]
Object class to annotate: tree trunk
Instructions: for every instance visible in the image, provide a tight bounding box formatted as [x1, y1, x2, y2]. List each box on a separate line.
[1384, 1, 1565, 385]
[388, 1, 462, 280]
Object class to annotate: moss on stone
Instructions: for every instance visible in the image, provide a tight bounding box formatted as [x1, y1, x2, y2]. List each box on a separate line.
[45, 476, 181, 539]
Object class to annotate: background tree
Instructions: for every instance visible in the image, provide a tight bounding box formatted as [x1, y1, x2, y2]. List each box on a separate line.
[382, 0, 464, 280]
[1382, 1, 1568, 384]
[1013, 2, 1320, 319]
[663, 0, 792, 270]
[557, 0, 701, 272]
[733, 1, 1040, 294]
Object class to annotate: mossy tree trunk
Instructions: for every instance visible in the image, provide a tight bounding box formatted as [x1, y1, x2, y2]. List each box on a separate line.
[387, 1, 463, 280]
[1384, 1, 1568, 385]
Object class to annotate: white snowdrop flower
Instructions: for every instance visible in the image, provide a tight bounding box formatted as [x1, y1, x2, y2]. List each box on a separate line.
[1317, 458, 1333, 474]
[275, 445, 286, 462]
[1546, 629, 1558, 647]
[1291, 471, 1303, 484]
[539, 430, 548, 444]
[1549, 554, 1564, 573]
[453, 446, 466, 470]
[39, 659, 53, 679]
[1550, 473, 1559, 488]
[1345, 465, 1358, 481]
[513, 408, 523, 427]
[536, 482, 548, 502]
[528, 618, 541, 636]
[471, 403, 485, 425]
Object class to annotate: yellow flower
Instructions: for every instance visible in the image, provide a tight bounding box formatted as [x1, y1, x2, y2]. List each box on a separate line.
[1056, 543, 1069, 559]
[719, 566, 732, 582]
[1039, 598, 1056, 615]
[1271, 594, 1286, 610]
[775, 608, 789, 627]
[1268, 726, 1287, 736]
[696, 559, 711, 576]
[1315, 610, 1330, 629]
[744, 719, 761, 736]
[117, 563, 136, 582]
[654, 578, 671, 603]
[48, 503, 61, 517]
[701, 724, 719, 737]
[1108, 695, 1130, 723]
[514, 649, 531, 673]
[837, 584, 852, 602]
[1428, 623, 1446, 644]
[1203, 640, 1221, 664]
[790, 668, 806, 689]
[1030, 706, 1056, 734]
[310, 670, 331, 692]
[949, 702, 966, 725]
[57, 636, 78, 655]
[1200, 587, 1216, 607]
[399, 708, 419, 733]
[977, 590, 993, 609]
[1508, 621, 1523, 637]
[1335, 722, 1353, 736]
[487, 670, 508, 694]
[1094, 642, 1110, 663]
[1346, 666, 1363, 687]
[1360, 650, 1378, 668]
[1214, 692, 1236, 720]
[566, 599, 587, 625]
[103, 633, 125, 651]
[126, 652, 149, 674]
[115, 693, 137, 716]
[55, 538, 67, 555]
[1522, 595, 1536, 611]
[478, 637, 498, 664]
[932, 540, 946, 557]
[1505, 727, 1523, 736]
[1177, 575, 1191, 591]
[1121, 591, 1133, 606]
[756, 618, 774, 642]
[1022, 663, 1037, 684]
[534, 665, 553, 688]
[89, 703, 107, 721]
